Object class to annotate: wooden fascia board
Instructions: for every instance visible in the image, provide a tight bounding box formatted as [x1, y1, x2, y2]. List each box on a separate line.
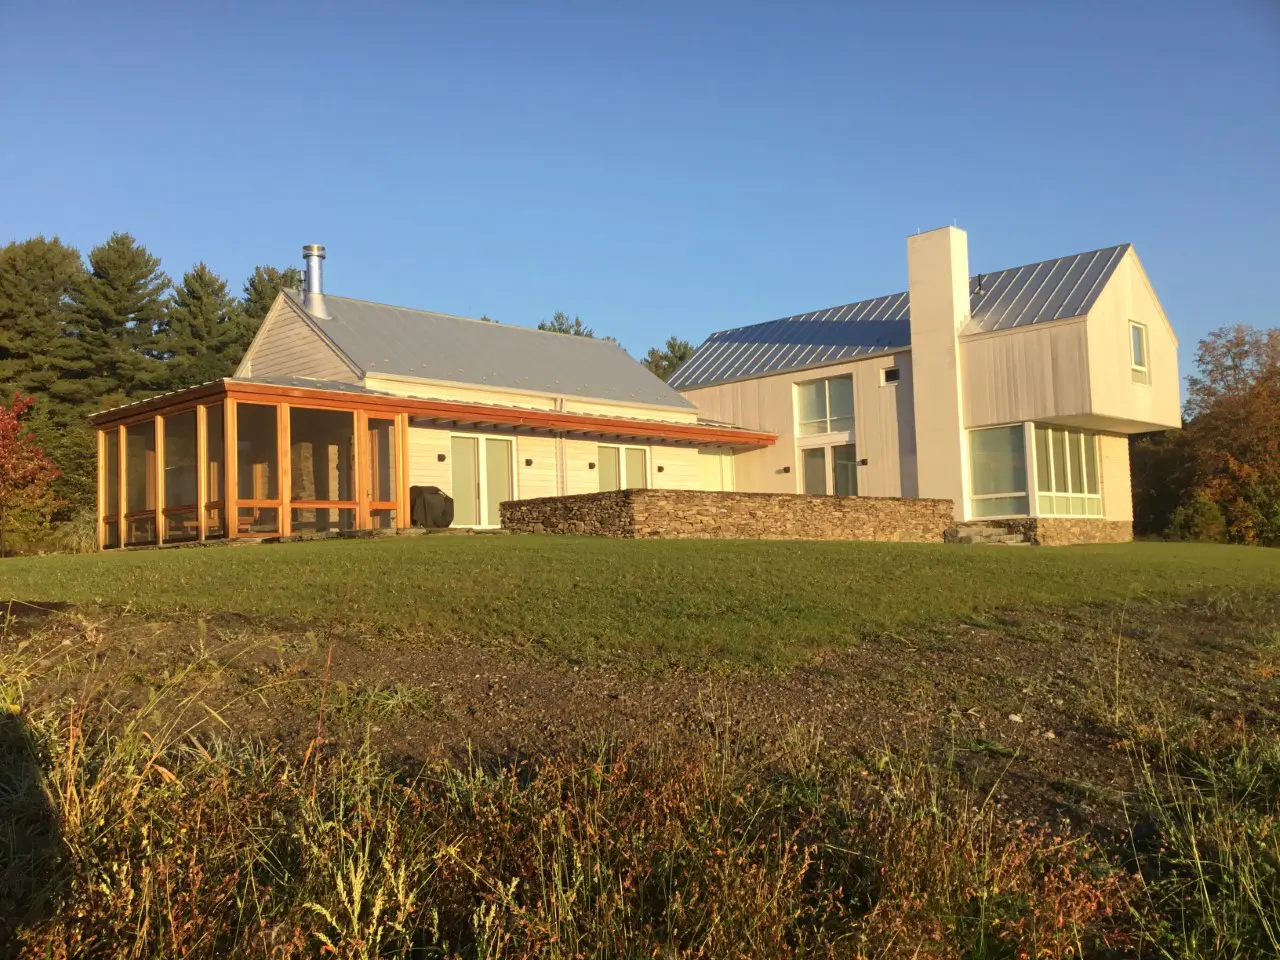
[89, 381, 230, 428]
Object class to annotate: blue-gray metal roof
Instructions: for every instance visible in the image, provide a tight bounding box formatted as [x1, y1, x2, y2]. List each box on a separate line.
[285, 291, 694, 410]
[668, 244, 1129, 390]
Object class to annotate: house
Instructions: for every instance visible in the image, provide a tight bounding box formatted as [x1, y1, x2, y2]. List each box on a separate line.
[89, 227, 1180, 548]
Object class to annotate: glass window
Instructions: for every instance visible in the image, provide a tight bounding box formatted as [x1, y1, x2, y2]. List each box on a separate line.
[969, 425, 1028, 518]
[104, 430, 120, 518]
[797, 376, 854, 435]
[451, 436, 480, 526]
[163, 411, 198, 510]
[290, 408, 354, 502]
[1033, 425, 1103, 516]
[484, 438, 513, 524]
[598, 446, 620, 492]
[1131, 322, 1150, 384]
[881, 367, 900, 385]
[237, 403, 278, 501]
[206, 404, 224, 506]
[624, 448, 648, 489]
[832, 444, 858, 496]
[368, 418, 397, 504]
[802, 447, 827, 495]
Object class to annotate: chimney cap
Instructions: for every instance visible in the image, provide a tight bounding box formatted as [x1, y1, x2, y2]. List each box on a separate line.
[302, 244, 326, 258]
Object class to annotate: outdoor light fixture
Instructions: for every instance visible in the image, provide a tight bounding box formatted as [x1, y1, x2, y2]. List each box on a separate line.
[782, 466, 791, 473]
[588, 462, 596, 469]
[657, 465, 664, 473]
[525, 458, 533, 466]
[437, 453, 446, 462]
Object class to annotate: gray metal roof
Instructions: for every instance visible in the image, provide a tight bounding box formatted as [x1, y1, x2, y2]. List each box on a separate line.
[668, 244, 1130, 390]
[285, 290, 694, 411]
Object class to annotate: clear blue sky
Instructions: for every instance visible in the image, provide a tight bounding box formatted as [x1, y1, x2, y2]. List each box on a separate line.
[2, 1, 1277, 378]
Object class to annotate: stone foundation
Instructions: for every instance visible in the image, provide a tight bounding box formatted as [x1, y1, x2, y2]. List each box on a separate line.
[1028, 518, 1133, 546]
[500, 490, 955, 542]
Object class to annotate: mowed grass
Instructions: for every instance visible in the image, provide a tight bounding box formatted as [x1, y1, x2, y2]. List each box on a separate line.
[2, 536, 1279, 663]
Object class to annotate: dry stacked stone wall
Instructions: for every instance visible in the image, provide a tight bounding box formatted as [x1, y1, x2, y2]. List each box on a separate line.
[500, 490, 955, 542]
[1030, 518, 1133, 546]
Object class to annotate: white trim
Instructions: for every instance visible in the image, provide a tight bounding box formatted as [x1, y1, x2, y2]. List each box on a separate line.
[1129, 320, 1150, 386]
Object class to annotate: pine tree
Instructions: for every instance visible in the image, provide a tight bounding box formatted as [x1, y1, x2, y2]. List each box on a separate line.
[160, 262, 243, 388]
[65, 233, 170, 399]
[642, 336, 694, 381]
[0, 236, 84, 412]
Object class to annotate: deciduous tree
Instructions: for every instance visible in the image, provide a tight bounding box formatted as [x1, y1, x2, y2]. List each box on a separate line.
[0, 394, 61, 553]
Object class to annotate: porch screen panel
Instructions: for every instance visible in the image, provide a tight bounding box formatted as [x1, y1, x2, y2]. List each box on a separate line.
[236, 403, 279, 534]
[205, 405, 225, 537]
[290, 407, 355, 534]
[368, 418, 396, 504]
[125, 421, 157, 544]
[103, 431, 120, 548]
[163, 410, 199, 542]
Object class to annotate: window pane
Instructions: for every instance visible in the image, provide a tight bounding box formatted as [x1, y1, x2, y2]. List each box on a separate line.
[802, 447, 827, 495]
[104, 431, 120, 516]
[125, 421, 156, 516]
[1068, 432, 1085, 494]
[972, 495, 1029, 518]
[1034, 426, 1052, 492]
[484, 438, 512, 525]
[797, 381, 826, 433]
[237, 506, 278, 535]
[237, 404, 278, 501]
[831, 444, 858, 497]
[451, 436, 479, 525]
[206, 405, 224, 505]
[1083, 434, 1099, 495]
[291, 507, 355, 534]
[598, 446, 620, 492]
[969, 426, 1026, 496]
[624, 448, 647, 489]
[368, 418, 396, 503]
[1051, 429, 1068, 493]
[828, 377, 854, 428]
[163, 411, 198, 509]
[290, 408, 354, 502]
[1131, 324, 1146, 367]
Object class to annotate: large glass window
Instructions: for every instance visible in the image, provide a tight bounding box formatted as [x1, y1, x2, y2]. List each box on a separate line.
[797, 375, 854, 436]
[801, 447, 827, 495]
[832, 444, 858, 497]
[205, 405, 225, 538]
[969, 425, 1029, 518]
[598, 445, 648, 491]
[125, 420, 157, 544]
[237, 403, 279, 534]
[1035, 426, 1102, 516]
[163, 411, 199, 542]
[1130, 322, 1149, 384]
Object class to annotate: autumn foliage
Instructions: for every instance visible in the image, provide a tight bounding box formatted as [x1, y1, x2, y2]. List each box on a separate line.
[0, 393, 60, 551]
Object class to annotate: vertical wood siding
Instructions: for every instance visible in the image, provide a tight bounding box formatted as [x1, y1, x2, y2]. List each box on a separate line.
[960, 321, 1091, 428]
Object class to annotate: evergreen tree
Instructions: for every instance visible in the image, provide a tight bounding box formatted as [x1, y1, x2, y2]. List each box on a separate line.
[0, 236, 84, 411]
[160, 262, 243, 388]
[538, 311, 596, 337]
[642, 336, 694, 381]
[65, 233, 170, 399]
[235, 264, 302, 360]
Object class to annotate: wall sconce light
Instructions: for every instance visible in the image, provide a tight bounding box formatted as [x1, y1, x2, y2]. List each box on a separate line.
[437, 453, 447, 462]
[525, 458, 533, 467]
[858, 457, 869, 466]
[782, 465, 791, 474]
[588, 461, 596, 469]
[657, 465, 665, 473]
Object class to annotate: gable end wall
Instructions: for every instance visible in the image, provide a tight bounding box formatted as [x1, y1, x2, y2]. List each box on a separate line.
[238, 297, 359, 383]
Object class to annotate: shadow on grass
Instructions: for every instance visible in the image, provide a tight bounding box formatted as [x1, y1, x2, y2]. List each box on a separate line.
[0, 712, 66, 952]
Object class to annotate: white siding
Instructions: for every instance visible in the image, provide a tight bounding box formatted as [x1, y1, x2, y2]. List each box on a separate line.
[239, 298, 358, 382]
[961, 320, 1091, 428]
[1099, 433, 1133, 521]
[652, 446, 701, 490]
[408, 423, 451, 490]
[516, 435, 559, 499]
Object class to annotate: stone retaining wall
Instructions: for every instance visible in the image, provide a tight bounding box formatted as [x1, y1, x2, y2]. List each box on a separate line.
[1029, 518, 1133, 546]
[500, 490, 955, 542]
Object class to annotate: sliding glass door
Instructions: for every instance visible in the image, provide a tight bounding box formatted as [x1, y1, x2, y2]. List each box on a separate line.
[451, 434, 513, 527]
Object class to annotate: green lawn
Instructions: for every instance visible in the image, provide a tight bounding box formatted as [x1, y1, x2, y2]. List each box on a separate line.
[2, 537, 1278, 664]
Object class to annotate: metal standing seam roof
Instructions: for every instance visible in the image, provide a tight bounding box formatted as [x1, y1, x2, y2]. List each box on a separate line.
[283, 290, 694, 411]
[668, 244, 1130, 391]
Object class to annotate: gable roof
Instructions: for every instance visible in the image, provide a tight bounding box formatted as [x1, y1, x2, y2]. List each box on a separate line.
[668, 244, 1130, 391]
[283, 290, 694, 411]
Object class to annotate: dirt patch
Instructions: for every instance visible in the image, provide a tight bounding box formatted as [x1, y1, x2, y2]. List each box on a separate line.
[4, 594, 1278, 835]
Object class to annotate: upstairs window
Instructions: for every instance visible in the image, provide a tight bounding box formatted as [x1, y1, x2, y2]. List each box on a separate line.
[1130, 322, 1149, 385]
[881, 367, 901, 385]
[797, 375, 854, 436]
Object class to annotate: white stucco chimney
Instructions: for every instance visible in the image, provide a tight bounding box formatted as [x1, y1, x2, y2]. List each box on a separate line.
[302, 244, 330, 319]
[907, 226, 971, 520]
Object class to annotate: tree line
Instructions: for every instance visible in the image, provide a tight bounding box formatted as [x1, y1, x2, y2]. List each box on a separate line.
[0, 233, 694, 539]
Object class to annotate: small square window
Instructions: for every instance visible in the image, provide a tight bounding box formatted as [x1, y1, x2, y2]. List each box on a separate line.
[881, 367, 900, 385]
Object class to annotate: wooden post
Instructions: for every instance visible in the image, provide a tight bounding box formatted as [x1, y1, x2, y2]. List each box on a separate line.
[196, 405, 209, 541]
[117, 424, 127, 545]
[355, 409, 369, 530]
[225, 398, 238, 539]
[154, 415, 165, 545]
[96, 429, 106, 549]
[396, 413, 410, 529]
[278, 403, 292, 537]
